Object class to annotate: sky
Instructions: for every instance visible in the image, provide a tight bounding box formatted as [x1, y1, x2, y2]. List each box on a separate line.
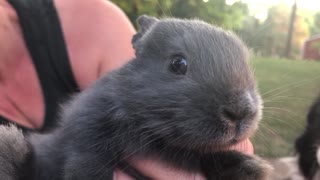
[224, 0, 320, 21]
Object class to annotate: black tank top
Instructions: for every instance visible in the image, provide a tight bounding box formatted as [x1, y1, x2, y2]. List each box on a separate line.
[0, 0, 80, 131]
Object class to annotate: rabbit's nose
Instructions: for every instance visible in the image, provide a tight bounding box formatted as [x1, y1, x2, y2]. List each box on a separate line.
[222, 108, 247, 122]
[221, 92, 259, 123]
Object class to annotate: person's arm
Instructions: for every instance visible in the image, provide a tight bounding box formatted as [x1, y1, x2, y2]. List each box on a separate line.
[55, 0, 136, 90]
[96, 1, 136, 78]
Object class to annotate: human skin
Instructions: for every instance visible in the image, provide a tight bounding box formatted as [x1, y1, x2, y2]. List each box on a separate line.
[0, 0, 253, 179]
[119, 139, 254, 180]
[0, 0, 135, 129]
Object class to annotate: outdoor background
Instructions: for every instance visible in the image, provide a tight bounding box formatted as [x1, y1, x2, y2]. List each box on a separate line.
[111, 0, 320, 158]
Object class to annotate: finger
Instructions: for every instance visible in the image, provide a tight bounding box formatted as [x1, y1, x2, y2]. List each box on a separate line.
[114, 169, 135, 180]
[120, 139, 254, 180]
[131, 158, 205, 180]
[227, 138, 254, 154]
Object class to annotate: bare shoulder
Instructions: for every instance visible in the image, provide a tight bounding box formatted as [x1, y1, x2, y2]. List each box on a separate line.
[54, 0, 136, 89]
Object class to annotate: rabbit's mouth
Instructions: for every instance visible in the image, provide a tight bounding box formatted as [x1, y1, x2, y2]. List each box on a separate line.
[165, 122, 257, 153]
[168, 135, 253, 154]
[195, 117, 259, 153]
[216, 118, 258, 151]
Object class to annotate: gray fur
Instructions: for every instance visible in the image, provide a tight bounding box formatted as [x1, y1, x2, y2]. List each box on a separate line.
[0, 125, 31, 180]
[0, 15, 270, 179]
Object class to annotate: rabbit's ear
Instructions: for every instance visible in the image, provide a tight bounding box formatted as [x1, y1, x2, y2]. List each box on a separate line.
[132, 15, 158, 50]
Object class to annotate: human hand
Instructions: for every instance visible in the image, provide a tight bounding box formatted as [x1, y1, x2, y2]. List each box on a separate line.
[114, 138, 253, 180]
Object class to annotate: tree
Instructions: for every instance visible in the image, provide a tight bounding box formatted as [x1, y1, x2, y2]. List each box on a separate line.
[292, 15, 310, 57]
[111, 0, 248, 30]
[110, 0, 172, 27]
[236, 16, 268, 55]
[170, 0, 248, 30]
[259, 4, 290, 56]
[242, 3, 310, 58]
[310, 12, 320, 36]
[284, 0, 297, 58]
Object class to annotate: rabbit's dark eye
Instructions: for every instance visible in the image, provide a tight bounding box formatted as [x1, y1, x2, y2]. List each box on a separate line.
[170, 55, 187, 75]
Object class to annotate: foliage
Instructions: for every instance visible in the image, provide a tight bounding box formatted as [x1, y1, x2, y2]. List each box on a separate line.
[110, 0, 171, 26]
[238, 4, 310, 58]
[170, 0, 248, 29]
[292, 15, 310, 57]
[111, 0, 248, 30]
[310, 12, 320, 36]
[236, 16, 270, 56]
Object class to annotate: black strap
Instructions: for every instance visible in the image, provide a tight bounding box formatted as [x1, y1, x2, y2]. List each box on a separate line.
[7, 0, 80, 131]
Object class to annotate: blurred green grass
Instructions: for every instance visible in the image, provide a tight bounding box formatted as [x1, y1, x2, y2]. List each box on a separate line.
[250, 57, 320, 157]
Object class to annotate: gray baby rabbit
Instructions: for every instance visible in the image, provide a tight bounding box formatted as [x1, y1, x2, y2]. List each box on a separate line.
[0, 15, 272, 180]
